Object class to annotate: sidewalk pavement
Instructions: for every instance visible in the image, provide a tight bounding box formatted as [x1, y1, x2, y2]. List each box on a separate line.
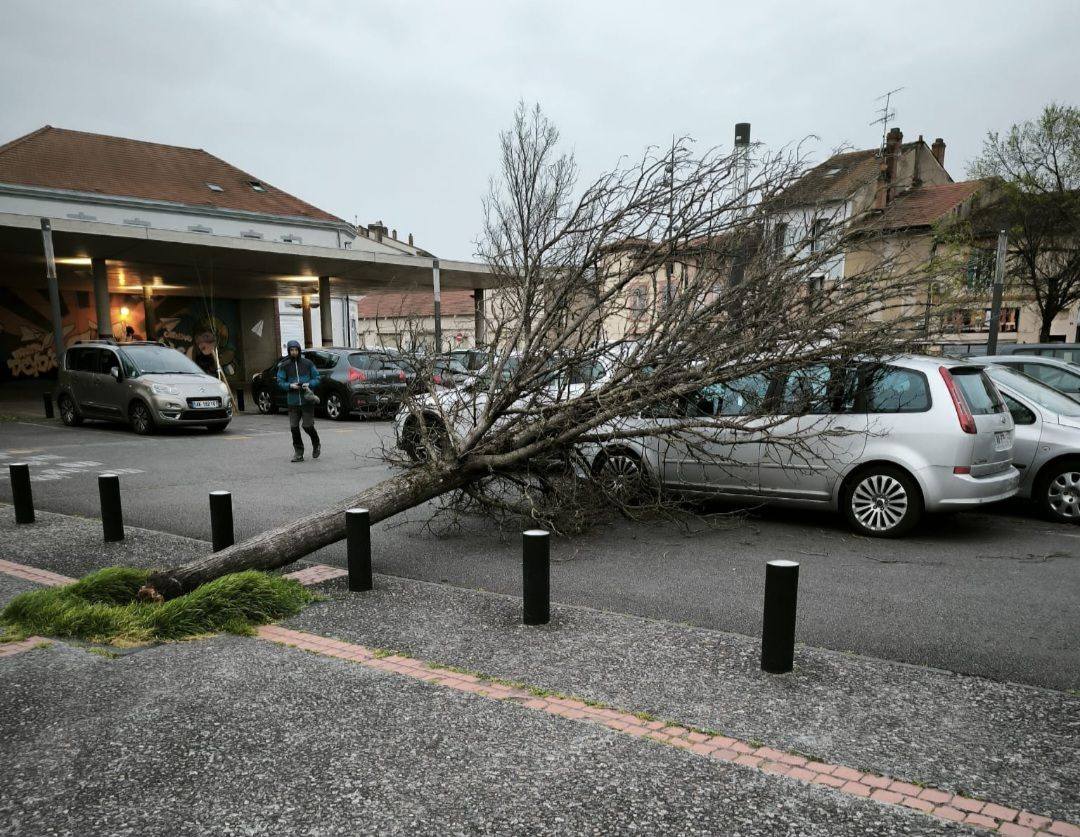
[1, 506, 1077, 836]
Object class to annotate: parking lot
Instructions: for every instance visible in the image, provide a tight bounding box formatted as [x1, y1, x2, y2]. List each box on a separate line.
[1, 410, 1077, 691]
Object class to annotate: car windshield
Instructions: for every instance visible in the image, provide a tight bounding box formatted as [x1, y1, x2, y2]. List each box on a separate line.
[119, 345, 206, 376]
[986, 365, 1080, 416]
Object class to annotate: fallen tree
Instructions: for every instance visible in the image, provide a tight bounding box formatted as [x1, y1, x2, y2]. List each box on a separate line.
[140, 104, 934, 601]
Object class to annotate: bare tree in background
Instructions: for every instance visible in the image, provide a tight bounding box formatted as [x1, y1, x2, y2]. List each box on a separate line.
[963, 103, 1080, 341]
[142, 103, 930, 600]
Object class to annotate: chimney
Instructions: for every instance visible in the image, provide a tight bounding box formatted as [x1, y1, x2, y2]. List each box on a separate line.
[931, 137, 946, 168]
[884, 127, 903, 184]
[367, 220, 388, 243]
[874, 159, 889, 211]
[408, 233, 414, 246]
[391, 228, 397, 240]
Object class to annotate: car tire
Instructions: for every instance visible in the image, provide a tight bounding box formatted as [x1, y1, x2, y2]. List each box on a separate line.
[593, 448, 654, 507]
[1035, 458, 1080, 524]
[58, 394, 83, 426]
[256, 388, 277, 415]
[325, 392, 347, 421]
[401, 414, 446, 462]
[841, 465, 922, 538]
[206, 423, 230, 433]
[129, 400, 156, 435]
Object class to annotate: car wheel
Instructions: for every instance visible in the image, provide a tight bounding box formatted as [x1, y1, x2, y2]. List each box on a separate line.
[401, 415, 446, 462]
[842, 465, 921, 538]
[594, 449, 653, 507]
[58, 394, 83, 426]
[256, 388, 277, 415]
[206, 423, 230, 433]
[325, 392, 347, 421]
[1036, 460, 1080, 524]
[129, 401, 156, 435]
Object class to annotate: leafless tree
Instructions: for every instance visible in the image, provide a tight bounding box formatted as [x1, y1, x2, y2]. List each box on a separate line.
[141, 103, 931, 600]
[961, 103, 1080, 341]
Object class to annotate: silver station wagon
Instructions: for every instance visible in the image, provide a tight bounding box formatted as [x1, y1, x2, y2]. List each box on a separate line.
[586, 355, 1019, 537]
[56, 340, 232, 434]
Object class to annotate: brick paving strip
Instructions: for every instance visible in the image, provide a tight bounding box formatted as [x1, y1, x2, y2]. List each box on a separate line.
[2, 557, 1077, 837]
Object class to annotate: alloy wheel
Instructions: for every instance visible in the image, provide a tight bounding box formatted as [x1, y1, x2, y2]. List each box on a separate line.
[257, 390, 273, 414]
[601, 453, 646, 502]
[1047, 471, 1080, 520]
[326, 393, 343, 420]
[850, 473, 909, 533]
[131, 403, 153, 434]
[59, 396, 78, 425]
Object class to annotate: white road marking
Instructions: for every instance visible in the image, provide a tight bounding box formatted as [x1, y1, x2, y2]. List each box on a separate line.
[0, 450, 143, 482]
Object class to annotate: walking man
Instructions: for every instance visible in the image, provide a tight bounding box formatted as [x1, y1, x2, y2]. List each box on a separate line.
[277, 340, 321, 462]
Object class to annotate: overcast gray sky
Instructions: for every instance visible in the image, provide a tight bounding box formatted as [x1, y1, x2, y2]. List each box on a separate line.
[2, 0, 1078, 260]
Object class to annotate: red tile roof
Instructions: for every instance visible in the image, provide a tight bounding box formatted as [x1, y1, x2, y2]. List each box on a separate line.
[869, 180, 986, 230]
[0, 125, 346, 224]
[357, 289, 476, 319]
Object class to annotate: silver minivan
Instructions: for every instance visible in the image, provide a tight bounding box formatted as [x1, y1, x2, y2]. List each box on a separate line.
[57, 340, 232, 434]
[586, 355, 1019, 537]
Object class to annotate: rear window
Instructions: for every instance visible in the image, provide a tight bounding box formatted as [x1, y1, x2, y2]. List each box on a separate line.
[950, 368, 1005, 415]
[864, 366, 931, 413]
[350, 353, 403, 372]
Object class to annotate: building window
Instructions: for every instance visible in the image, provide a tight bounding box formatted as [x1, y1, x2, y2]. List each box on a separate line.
[281, 234, 303, 244]
[249, 181, 266, 192]
[773, 222, 788, 258]
[188, 224, 213, 234]
[810, 218, 828, 253]
[123, 217, 150, 227]
[240, 230, 264, 240]
[629, 286, 647, 311]
[966, 248, 996, 291]
[947, 307, 1020, 333]
[206, 182, 224, 192]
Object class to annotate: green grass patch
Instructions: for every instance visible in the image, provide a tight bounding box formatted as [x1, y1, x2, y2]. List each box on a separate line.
[0, 567, 313, 645]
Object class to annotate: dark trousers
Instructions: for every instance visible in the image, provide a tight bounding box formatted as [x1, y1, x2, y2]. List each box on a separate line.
[288, 404, 320, 452]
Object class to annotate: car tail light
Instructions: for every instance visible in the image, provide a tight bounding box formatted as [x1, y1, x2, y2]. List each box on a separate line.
[433, 374, 443, 385]
[939, 366, 977, 434]
[398, 370, 407, 382]
[348, 367, 366, 383]
[953, 466, 971, 475]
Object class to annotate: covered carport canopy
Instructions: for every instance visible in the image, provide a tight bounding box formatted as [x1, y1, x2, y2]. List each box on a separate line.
[0, 211, 495, 297]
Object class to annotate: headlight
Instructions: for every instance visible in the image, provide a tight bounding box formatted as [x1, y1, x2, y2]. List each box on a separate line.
[151, 383, 180, 395]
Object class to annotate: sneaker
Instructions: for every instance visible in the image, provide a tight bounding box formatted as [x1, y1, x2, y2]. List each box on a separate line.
[312, 445, 321, 460]
[291, 451, 304, 463]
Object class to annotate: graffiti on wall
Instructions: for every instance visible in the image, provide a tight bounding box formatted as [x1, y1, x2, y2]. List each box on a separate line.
[0, 287, 144, 380]
[150, 297, 242, 380]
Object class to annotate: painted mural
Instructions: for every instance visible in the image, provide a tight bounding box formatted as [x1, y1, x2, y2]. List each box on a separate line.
[0, 289, 242, 382]
[150, 297, 242, 381]
[0, 287, 144, 381]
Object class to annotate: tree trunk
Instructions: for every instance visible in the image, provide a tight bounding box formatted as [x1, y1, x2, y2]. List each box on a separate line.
[140, 467, 471, 600]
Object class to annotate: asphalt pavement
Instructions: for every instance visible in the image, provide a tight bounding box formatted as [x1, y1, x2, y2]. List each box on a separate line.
[1, 411, 1077, 691]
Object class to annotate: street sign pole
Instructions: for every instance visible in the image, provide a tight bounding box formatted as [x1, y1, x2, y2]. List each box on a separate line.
[986, 230, 1008, 355]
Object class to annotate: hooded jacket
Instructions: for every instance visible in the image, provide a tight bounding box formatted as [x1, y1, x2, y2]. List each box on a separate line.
[276, 341, 321, 407]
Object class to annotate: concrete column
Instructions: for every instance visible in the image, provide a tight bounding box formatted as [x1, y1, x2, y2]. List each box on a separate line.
[92, 258, 112, 339]
[319, 276, 333, 347]
[473, 288, 486, 348]
[142, 286, 156, 341]
[301, 294, 313, 348]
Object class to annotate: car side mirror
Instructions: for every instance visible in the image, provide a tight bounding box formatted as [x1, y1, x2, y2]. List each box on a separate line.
[109, 366, 121, 382]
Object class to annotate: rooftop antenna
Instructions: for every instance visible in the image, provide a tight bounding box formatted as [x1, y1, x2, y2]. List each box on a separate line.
[870, 87, 904, 153]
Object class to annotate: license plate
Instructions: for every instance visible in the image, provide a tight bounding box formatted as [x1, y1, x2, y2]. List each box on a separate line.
[994, 431, 1012, 451]
[192, 399, 219, 409]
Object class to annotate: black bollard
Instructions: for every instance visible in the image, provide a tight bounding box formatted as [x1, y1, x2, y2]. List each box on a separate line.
[98, 473, 124, 542]
[209, 491, 234, 551]
[43, 392, 54, 419]
[235, 388, 245, 413]
[760, 559, 800, 674]
[346, 508, 372, 591]
[9, 463, 34, 524]
[522, 529, 550, 625]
